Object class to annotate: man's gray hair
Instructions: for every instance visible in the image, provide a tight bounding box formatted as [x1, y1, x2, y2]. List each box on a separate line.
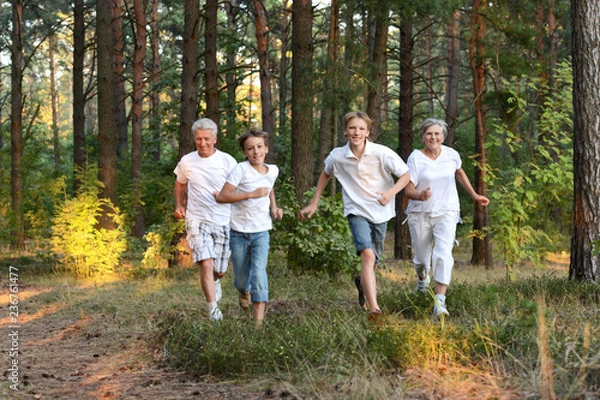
[191, 118, 218, 138]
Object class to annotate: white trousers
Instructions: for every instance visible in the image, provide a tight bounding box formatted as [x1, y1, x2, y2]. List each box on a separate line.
[407, 211, 460, 286]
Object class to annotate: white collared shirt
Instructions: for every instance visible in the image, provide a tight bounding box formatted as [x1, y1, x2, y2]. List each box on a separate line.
[324, 141, 409, 224]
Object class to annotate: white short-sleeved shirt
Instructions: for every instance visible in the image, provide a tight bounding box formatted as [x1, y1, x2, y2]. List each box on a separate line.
[405, 145, 462, 214]
[174, 150, 237, 226]
[227, 161, 279, 233]
[324, 141, 409, 224]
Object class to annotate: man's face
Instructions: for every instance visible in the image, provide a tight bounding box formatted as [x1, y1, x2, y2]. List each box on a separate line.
[194, 129, 217, 157]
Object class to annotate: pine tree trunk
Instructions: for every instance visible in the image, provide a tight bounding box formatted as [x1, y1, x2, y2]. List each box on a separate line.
[569, 0, 600, 282]
[205, 0, 220, 135]
[445, 9, 460, 146]
[113, 0, 128, 162]
[253, 0, 275, 162]
[72, 0, 86, 193]
[149, 0, 161, 163]
[97, 0, 118, 229]
[291, 0, 314, 201]
[131, 0, 147, 238]
[11, 0, 25, 249]
[316, 0, 339, 191]
[469, 0, 492, 267]
[179, 0, 200, 158]
[366, 2, 388, 143]
[394, 18, 414, 260]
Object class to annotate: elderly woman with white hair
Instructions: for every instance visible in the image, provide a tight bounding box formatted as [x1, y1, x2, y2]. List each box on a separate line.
[404, 118, 489, 317]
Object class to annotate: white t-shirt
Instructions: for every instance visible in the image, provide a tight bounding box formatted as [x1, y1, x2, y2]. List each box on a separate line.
[405, 145, 462, 214]
[174, 150, 237, 226]
[227, 161, 279, 233]
[324, 141, 409, 224]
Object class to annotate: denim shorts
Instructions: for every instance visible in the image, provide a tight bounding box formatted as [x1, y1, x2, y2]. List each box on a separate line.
[229, 230, 270, 303]
[347, 214, 387, 263]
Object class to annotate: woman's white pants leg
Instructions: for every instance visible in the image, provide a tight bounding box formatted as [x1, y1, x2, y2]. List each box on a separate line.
[408, 211, 458, 286]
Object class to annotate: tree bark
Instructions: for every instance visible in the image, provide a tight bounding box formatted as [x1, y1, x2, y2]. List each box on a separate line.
[224, 0, 239, 139]
[11, 0, 24, 249]
[365, 2, 388, 144]
[131, 0, 147, 238]
[149, 0, 161, 163]
[113, 0, 128, 162]
[49, 33, 60, 177]
[204, 0, 220, 132]
[97, 0, 118, 229]
[291, 0, 314, 201]
[468, 0, 492, 267]
[253, 0, 275, 162]
[569, 0, 600, 282]
[72, 0, 86, 193]
[316, 0, 339, 191]
[445, 9, 461, 146]
[179, 0, 200, 159]
[278, 1, 291, 141]
[394, 18, 414, 260]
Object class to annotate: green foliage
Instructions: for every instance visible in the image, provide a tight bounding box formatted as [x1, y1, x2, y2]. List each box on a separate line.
[142, 219, 186, 268]
[51, 170, 127, 278]
[272, 179, 359, 277]
[487, 62, 573, 275]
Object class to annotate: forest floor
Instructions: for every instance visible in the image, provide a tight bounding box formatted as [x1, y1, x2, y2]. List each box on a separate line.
[0, 283, 278, 400]
[0, 248, 571, 400]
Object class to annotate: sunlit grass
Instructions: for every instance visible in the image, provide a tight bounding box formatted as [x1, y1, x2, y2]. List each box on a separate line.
[2, 241, 599, 398]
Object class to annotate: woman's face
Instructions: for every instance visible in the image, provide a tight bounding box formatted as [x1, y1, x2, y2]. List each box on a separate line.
[422, 124, 444, 152]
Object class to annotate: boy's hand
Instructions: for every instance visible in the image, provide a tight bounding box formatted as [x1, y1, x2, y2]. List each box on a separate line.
[299, 204, 317, 220]
[271, 207, 284, 220]
[252, 187, 270, 198]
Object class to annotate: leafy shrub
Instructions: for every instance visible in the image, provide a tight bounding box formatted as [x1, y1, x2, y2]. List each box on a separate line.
[487, 62, 573, 276]
[272, 179, 358, 277]
[51, 174, 127, 278]
[142, 219, 186, 268]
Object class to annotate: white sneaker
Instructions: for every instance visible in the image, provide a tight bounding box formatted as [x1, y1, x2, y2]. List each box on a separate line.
[433, 298, 449, 317]
[214, 278, 222, 303]
[209, 307, 223, 321]
[416, 275, 431, 293]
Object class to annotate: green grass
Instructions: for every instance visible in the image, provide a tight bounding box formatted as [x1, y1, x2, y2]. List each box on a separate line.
[3, 245, 599, 399]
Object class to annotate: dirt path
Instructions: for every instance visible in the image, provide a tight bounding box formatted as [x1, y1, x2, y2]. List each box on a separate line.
[1, 286, 275, 400]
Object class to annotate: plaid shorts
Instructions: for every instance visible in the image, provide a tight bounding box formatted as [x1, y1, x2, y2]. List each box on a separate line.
[186, 220, 230, 274]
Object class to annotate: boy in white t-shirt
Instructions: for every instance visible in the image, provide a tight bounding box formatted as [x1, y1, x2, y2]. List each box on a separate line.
[174, 118, 237, 322]
[300, 111, 410, 320]
[216, 129, 283, 324]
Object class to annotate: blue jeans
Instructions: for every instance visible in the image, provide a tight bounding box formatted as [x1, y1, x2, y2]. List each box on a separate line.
[347, 214, 387, 263]
[230, 230, 270, 303]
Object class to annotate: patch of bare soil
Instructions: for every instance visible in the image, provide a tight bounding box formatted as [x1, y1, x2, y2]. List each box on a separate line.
[1, 286, 279, 400]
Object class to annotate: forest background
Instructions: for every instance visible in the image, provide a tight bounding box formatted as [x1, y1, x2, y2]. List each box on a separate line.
[2, 0, 593, 277]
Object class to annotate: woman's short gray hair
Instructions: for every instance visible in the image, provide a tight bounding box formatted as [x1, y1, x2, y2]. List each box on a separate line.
[191, 118, 218, 138]
[419, 118, 447, 141]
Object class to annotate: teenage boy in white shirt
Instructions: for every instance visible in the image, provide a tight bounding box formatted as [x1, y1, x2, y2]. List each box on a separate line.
[300, 111, 410, 319]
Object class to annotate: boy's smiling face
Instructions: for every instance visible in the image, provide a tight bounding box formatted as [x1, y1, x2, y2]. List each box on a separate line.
[242, 136, 269, 166]
[344, 117, 370, 147]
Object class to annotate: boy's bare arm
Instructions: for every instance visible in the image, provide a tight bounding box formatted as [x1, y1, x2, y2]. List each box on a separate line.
[215, 182, 269, 204]
[299, 171, 331, 219]
[377, 171, 410, 205]
[270, 190, 284, 220]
